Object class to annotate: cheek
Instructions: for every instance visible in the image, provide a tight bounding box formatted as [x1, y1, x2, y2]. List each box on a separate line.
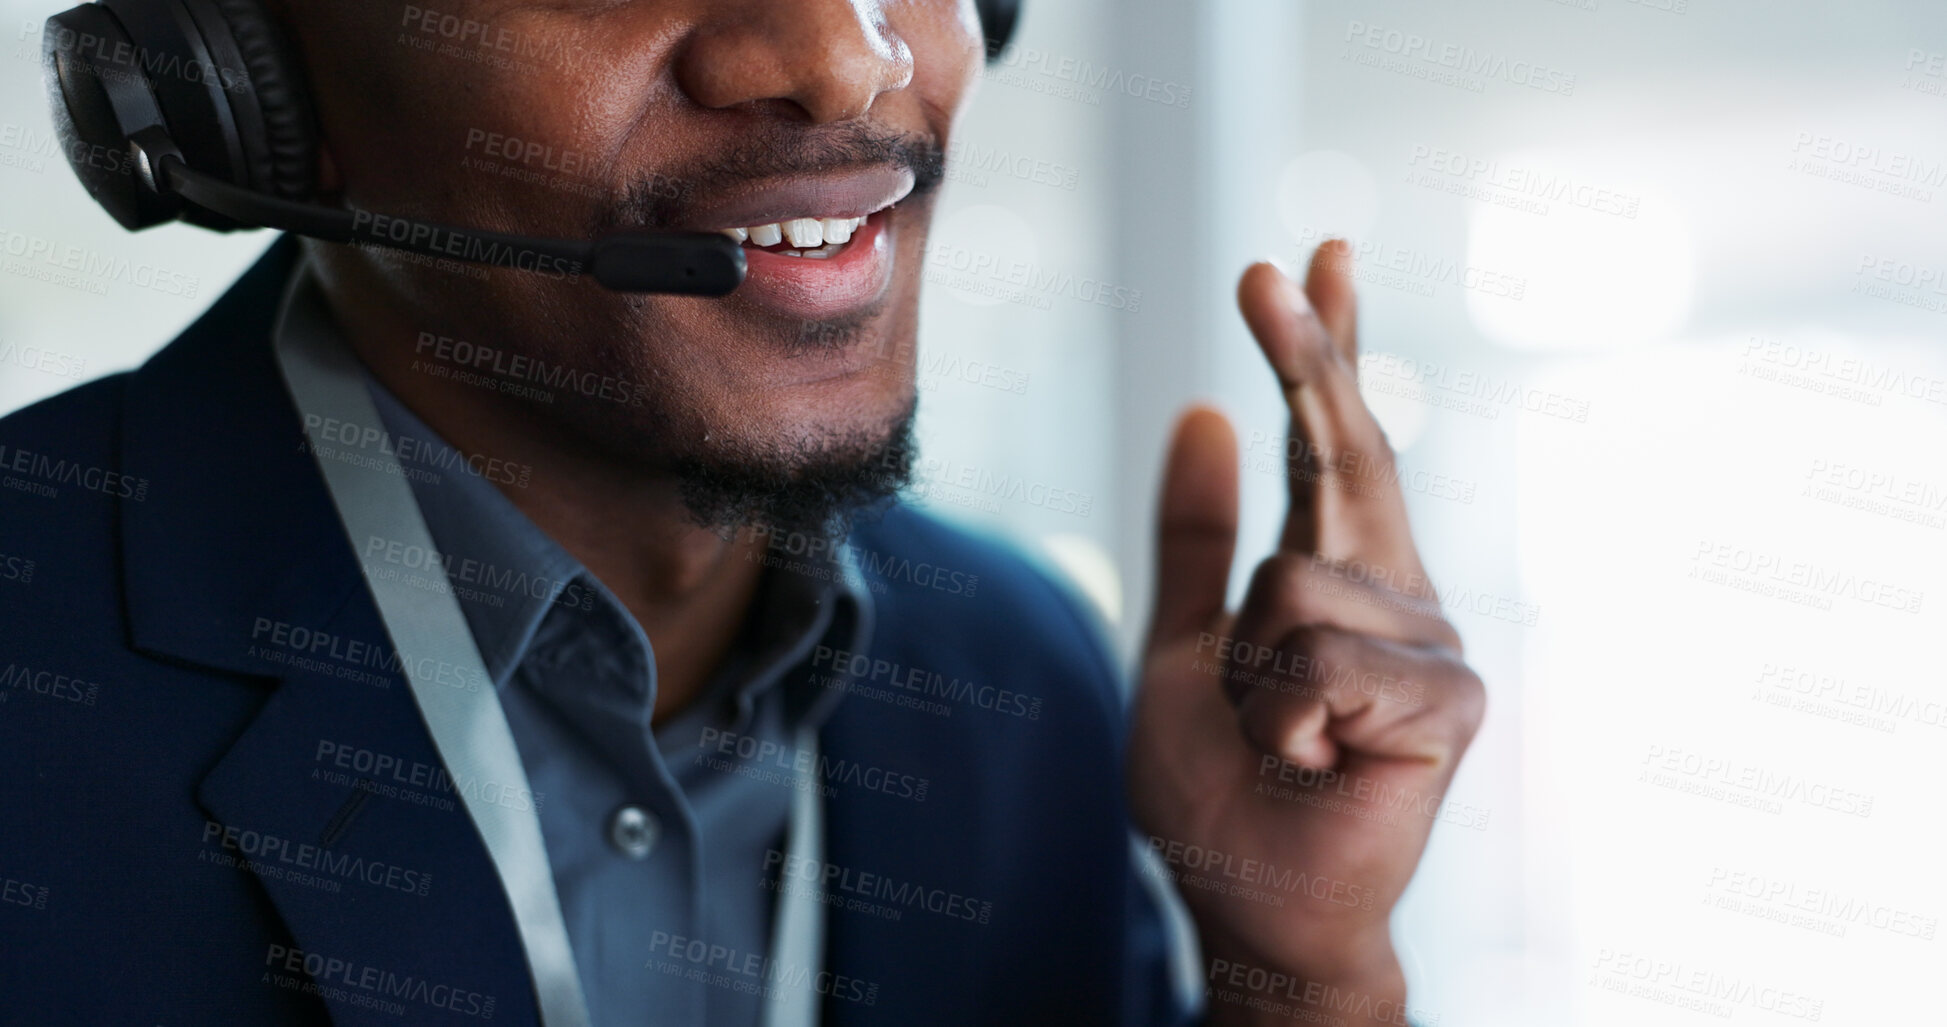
[330, 12, 659, 221]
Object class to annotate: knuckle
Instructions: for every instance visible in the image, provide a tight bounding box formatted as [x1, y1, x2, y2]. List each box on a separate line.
[1245, 553, 1316, 623]
[1444, 662, 1488, 733]
[1346, 430, 1397, 478]
[1290, 310, 1335, 360]
[1247, 553, 1296, 595]
[1291, 624, 1351, 671]
[1369, 436, 1398, 472]
[1272, 553, 1327, 616]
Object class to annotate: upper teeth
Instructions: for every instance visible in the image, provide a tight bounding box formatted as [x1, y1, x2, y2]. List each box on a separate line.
[723, 216, 865, 248]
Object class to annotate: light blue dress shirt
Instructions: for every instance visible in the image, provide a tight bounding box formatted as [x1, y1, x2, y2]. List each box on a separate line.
[353, 352, 870, 1027]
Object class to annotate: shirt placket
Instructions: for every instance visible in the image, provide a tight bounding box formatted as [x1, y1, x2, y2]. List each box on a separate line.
[524, 591, 708, 1027]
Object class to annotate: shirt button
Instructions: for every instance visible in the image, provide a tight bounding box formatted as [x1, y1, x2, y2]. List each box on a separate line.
[607, 805, 660, 860]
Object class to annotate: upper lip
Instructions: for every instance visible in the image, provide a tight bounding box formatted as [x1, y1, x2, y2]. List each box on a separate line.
[674, 167, 916, 230]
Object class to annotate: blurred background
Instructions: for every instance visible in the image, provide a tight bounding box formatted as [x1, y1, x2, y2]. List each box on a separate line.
[5, 0, 1945, 1022]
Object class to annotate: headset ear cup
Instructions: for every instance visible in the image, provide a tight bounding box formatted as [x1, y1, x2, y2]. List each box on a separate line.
[42, 4, 180, 229]
[204, 0, 316, 201]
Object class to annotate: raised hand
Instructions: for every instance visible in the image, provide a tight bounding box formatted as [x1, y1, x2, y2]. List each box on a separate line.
[1128, 242, 1485, 1025]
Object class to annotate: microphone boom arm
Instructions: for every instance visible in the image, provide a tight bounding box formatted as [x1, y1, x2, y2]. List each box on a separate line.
[140, 142, 745, 296]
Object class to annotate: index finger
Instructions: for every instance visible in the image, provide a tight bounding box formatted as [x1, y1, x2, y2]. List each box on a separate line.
[1236, 250, 1422, 578]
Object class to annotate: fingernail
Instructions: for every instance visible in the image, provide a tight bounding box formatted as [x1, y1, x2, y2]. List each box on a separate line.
[1262, 254, 1296, 279]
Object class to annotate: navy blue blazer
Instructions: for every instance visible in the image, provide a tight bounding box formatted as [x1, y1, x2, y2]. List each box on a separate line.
[0, 238, 1184, 1026]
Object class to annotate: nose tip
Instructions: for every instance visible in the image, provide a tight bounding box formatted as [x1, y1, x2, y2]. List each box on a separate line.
[808, 34, 914, 123]
[675, 4, 914, 125]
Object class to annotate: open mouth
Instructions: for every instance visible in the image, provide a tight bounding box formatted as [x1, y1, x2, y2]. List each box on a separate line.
[716, 211, 881, 259]
[686, 169, 910, 318]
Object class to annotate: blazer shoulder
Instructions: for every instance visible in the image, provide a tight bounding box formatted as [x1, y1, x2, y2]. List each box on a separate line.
[0, 372, 135, 542]
[0, 371, 142, 647]
[847, 502, 1127, 723]
[0, 371, 130, 449]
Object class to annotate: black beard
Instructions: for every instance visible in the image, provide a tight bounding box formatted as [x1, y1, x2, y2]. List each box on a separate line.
[668, 395, 918, 539]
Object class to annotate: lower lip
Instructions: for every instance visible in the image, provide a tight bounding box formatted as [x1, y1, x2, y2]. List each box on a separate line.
[732, 211, 895, 321]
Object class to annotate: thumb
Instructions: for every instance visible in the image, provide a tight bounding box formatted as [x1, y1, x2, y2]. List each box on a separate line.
[1147, 405, 1239, 652]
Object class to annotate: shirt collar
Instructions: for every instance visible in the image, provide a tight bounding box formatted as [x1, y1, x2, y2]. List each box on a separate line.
[278, 263, 874, 730]
[362, 371, 586, 690]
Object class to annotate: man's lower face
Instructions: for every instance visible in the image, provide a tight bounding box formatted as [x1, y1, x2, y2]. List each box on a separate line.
[460, 199, 933, 539]
[301, 8, 961, 534]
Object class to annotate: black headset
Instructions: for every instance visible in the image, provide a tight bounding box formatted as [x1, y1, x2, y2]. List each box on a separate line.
[39, 0, 1023, 296]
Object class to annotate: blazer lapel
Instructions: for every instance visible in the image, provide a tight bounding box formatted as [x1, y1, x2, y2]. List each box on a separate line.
[194, 594, 539, 1026]
[119, 236, 540, 1025]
